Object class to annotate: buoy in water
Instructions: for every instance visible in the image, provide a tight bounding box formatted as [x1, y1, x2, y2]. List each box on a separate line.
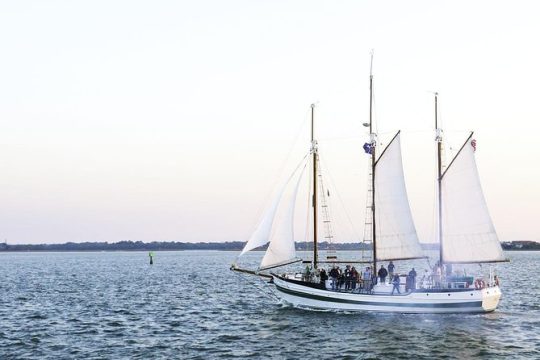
[149, 251, 154, 265]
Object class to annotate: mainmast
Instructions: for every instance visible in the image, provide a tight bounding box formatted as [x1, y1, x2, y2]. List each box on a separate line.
[311, 103, 319, 269]
[369, 53, 377, 273]
[435, 93, 443, 266]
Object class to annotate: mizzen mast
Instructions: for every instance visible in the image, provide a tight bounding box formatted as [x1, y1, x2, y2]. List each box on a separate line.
[435, 93, 443, 267]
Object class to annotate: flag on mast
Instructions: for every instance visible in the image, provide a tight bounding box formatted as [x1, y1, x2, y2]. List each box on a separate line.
[363, 143, 373, 154]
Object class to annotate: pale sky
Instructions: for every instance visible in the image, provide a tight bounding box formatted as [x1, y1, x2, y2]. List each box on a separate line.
[1, 1, 539, 244]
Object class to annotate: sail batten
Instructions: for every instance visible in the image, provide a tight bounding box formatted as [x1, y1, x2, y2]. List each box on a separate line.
[440, 139, 506, 263]
[374, 133, 424, 261]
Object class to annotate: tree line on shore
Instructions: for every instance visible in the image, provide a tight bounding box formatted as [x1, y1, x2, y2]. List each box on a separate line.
[0, 240, 369, 252]
[0, 240, 536, 252]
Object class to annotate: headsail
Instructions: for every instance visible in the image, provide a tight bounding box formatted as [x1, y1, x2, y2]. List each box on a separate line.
[259, 160, 307, 270]
[441, 137, 506, 263]
[239, 155, 307, 266]
[374, 132, 424, 261]
[239, 180, 288, 256]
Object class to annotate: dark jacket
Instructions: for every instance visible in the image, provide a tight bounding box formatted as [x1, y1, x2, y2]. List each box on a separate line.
[320, 269, 328, 282]
[378, 267, 388, 278]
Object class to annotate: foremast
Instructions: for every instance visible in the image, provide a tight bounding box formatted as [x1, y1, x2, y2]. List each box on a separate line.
[311, 103, 319, 269]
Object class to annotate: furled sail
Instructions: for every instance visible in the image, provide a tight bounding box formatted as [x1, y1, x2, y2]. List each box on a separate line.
[374, 132, 424, 261]
[441, 137, 506, 263]
[239, 156, 307, 261]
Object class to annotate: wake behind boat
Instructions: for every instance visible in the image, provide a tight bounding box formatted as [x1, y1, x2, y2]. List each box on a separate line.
[231, 57, 507, 313]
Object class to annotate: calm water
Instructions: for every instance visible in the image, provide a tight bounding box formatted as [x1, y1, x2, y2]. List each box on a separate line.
[0, 250, 538, 359]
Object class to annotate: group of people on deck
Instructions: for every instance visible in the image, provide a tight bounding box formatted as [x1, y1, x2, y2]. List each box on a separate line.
[325, 265, 365, 291]
[378, 262, 418, 294]
[312, 261, 418, 295]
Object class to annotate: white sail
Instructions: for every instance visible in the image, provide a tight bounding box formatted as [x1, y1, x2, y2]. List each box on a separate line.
[239, 156, 307, 257]
[441, 138, 506, 263]
[259, 161, 307, 270]
[238, 185, 286, 257]
[375, 132, 424, 261]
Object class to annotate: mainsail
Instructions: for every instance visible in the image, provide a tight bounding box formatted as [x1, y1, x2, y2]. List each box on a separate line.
[374, 132, 424, 261]
[239, 156, 307, 269]
[441, 137, 506, 263]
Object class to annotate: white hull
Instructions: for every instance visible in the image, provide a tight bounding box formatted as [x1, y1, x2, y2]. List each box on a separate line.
[272, 276, 501, 313]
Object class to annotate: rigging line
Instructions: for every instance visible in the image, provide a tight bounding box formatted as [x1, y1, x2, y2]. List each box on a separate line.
[318, 154, 363, 243]
[235, 272, 278, 302]
[316, 159, 336, 253]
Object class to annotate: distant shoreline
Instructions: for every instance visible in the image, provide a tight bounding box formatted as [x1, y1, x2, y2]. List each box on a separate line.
[0, 240, 370, 252]
[0, 240, 537, 252]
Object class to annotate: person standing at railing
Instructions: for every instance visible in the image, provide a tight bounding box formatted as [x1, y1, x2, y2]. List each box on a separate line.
[421, 269, 430, 288]
[344, 265, 352, 290]
[350, 267, 358, 290]
[391, 274, 401, 295]
[329, 266, 339, 291]
[408, 268, 417, 291]
[378, 265, 388, 284]
[319, 268, 328, 286]
[388, 261, 395, 280]
[362, 267, 372, 292]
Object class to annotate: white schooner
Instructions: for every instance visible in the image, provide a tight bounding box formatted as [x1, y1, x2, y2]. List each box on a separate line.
[231, 60, 507, 313]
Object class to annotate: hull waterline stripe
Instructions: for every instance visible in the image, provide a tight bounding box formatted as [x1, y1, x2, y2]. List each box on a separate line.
[274, 284, 483, 309]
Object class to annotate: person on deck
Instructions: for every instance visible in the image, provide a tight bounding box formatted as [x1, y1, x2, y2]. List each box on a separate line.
[329, 266, 339, 291]
[362, 267, 372, 292]
[337, 266, 344, 290]
[388, 261, 395, 280]
[391, 274, 401, 295]
[408, 268, 417, 291]
[421, 269, 430, 288]
[319, 268, 328, 286]
[351, 267, 358, 290]
[344, 265, 352, 290]
[378, 265, 388, 284]
[303, 265, 311, 282]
